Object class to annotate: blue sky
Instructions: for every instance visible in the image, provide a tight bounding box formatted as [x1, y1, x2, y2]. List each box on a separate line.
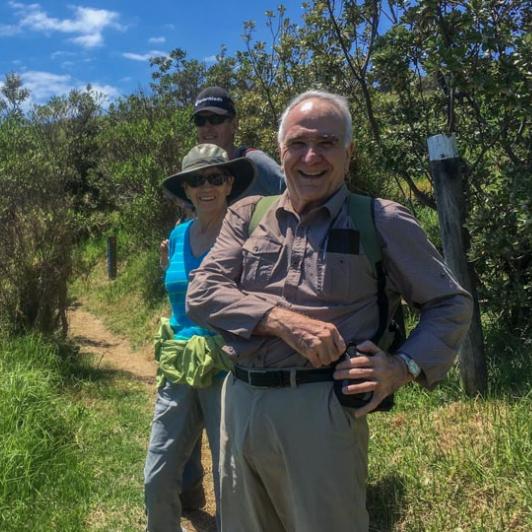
[0, 1, 304, 107]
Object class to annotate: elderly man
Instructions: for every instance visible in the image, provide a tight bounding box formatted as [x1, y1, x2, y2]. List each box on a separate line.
[187, 90, 473, 531]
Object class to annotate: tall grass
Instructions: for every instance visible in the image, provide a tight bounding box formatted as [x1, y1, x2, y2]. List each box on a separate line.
[0, 335, 89, 531]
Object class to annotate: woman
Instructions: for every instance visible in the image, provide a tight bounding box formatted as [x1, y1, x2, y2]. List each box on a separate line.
[144, 143, 255, 532]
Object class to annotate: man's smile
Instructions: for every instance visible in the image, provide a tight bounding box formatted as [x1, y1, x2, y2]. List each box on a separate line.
[298, 169, 327, 178]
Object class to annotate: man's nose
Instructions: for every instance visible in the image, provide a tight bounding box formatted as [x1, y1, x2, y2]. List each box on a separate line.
[200, 123, 214, 132]
[302, 144, 322, 163]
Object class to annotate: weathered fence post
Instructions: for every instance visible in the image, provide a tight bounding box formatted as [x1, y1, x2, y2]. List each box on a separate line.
[428, 134, 487, 395]
[107, 235, 117, 280]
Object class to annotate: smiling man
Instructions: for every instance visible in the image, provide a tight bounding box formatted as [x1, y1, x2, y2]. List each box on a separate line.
[192, 86, 284, 199]
[186, 90, 473, 531]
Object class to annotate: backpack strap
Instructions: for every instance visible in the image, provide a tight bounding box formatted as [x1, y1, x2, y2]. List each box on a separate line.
[348, 194, 388, 345]
[248, 195, 280, 235]
[348, 194, 381, 268]
[236, 146, 257, 157]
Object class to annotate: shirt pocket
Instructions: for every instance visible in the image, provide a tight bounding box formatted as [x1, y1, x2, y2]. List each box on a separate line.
[318, 252, 376, 304]
[241, 237, 282, 290]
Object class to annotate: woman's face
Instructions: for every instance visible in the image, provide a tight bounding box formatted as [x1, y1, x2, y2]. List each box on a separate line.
[182, 166, 234, 216]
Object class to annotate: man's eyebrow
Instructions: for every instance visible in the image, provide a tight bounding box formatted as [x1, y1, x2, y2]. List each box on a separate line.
[318, 134, 339, 141]
[285, 133, 340, 143]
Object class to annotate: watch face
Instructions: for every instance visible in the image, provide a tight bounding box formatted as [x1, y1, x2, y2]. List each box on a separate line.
[399, 353, 421, 378]
[408, 360, 421, 377]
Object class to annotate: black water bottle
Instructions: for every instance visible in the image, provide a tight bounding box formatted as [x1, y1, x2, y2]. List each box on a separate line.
[333, 343, 394, 411]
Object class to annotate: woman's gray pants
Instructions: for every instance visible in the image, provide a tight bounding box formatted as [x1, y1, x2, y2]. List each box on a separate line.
[144, 377, 223, 531]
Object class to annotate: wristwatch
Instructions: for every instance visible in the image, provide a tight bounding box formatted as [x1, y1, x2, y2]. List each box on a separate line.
[396, 352, 422, 379]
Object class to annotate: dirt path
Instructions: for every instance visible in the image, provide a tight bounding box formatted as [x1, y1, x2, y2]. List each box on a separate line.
[68, 304, 217, 532]
[68, 306, 157, 383]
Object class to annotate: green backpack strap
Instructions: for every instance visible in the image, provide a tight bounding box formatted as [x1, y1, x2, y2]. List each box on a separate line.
[348, 193, 388, 345]
[248, 195, 280, 235]
[348, 193, 382, 270]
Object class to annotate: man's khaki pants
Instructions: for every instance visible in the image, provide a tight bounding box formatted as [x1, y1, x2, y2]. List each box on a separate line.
[219, 374, 369, 532]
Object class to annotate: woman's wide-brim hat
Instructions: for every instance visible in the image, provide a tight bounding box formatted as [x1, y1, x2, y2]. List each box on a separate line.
[163, 144, 256, 205]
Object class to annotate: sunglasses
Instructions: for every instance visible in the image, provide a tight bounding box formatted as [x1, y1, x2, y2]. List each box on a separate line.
[183, 173, 228, 187]
[193, 114, 230, 127]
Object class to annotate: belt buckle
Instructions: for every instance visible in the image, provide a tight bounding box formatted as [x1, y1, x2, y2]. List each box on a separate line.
[289, 369, 297, 388]
[272, 370, 290, 387]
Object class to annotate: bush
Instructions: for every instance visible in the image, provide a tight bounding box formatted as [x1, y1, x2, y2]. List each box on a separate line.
[0, 116, 74, 335]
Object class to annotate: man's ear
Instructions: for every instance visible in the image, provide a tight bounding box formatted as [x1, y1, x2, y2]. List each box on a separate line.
[230, 116, 238, 134]
[345, 141, 355, 174]
[277, 141, 285, 163]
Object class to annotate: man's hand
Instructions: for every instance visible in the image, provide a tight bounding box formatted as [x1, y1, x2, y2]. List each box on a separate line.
[255, 307, 345, 368]
[333, 340, 413, 417]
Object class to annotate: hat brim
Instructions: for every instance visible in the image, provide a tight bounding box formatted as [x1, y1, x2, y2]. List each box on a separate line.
[192, 106, 233, 116]
[163, 157, 256, 206]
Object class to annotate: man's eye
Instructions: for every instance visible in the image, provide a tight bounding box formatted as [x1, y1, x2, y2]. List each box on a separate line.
[319, 140, 335, 148]
[287, 141, 305, 149]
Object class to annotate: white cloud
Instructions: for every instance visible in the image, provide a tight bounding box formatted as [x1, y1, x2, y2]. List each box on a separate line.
[148, 36, 165, 44]
[122, 50, 167, 62]
[89, 83, 120, 101]
[18, 70, 120, 106]
[0, 23, 19, 36]
[204, 55, 217, 64]
[50, 50, 76, 60]
[20, 70, 73, 102]
[5, 2, 123, 48]
[71, 32, 102, 48]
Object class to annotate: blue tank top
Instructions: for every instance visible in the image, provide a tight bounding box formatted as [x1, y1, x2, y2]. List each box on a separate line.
[164, 220, 214, 340]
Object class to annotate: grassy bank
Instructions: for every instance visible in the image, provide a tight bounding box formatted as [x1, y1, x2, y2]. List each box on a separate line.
[73, 366, 153, 531]
[0, 335, 89, 531]
[0, 332, 154, 531]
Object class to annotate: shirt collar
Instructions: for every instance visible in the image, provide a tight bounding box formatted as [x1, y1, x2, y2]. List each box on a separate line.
[276, 183, 349, 222]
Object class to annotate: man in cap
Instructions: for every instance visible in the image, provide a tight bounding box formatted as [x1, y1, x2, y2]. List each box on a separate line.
[186, 90, 473, 531]
[192, 86, 284, 199]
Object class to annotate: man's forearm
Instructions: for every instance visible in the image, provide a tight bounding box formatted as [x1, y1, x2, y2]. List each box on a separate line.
[254, 306, 293, 338]
[254, 306, 346, 368]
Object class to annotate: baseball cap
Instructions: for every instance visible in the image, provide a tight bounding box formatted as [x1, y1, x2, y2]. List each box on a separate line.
[193, 87, 236, 116]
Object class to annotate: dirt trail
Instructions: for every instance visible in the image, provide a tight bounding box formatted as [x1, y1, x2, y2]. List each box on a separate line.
[68, 304, 216, 532]
[68, 306, 157, 383]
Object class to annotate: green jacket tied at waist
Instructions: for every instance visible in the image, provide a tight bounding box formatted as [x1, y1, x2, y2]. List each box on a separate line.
[154, 318, 233, 389]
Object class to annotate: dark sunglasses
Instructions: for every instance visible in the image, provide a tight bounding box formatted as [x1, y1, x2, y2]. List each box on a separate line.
[193, 114, 230, 127]
[183, 173, 228, 187]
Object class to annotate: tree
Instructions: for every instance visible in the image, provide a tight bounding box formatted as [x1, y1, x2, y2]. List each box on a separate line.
[0, 72, 30, 117]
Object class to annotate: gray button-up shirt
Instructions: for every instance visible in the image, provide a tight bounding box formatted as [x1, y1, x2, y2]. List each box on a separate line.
[187, 184, 473, 388]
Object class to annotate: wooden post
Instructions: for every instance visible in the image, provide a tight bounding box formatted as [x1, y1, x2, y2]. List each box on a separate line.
[428, 134, 487, 395]
[107, 236, 117, 280]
